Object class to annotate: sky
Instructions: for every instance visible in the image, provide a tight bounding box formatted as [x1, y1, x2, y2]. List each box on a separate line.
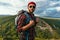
[0, 0, 41, 15]
[0, 0, 60, 17]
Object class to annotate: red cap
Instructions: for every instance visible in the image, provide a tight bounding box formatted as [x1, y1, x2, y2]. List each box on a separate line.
[28, 2, 36, 6]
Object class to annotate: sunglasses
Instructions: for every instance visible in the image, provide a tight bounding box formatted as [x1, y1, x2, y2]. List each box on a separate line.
[29, 6, 35, 8]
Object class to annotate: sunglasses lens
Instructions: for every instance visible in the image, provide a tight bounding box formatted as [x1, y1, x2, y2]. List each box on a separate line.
[33, 6, 35, 8]
[29, 6, 35, 8]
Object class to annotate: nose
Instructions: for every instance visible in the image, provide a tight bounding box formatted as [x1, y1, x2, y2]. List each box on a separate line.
[31, 8, 34, 11]
[31, 7, 35, 10]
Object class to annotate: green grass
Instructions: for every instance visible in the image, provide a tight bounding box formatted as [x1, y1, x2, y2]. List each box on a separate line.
[0, 15, 60, 40]
[0, 38, 3, 40]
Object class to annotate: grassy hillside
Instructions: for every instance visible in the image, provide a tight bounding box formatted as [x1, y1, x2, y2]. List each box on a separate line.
[0, 15, 60, 40]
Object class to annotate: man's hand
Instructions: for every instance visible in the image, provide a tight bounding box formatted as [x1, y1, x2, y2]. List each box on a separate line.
[29, 20, 35, 25]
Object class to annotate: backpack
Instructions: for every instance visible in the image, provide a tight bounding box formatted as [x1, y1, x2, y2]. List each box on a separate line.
[15, 10, 25, 26]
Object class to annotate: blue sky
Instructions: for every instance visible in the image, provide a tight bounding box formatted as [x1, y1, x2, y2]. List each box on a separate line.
[0, 0, 60, 17]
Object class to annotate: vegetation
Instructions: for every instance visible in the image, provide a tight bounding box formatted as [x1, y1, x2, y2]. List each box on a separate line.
[0, 15, 60, 40]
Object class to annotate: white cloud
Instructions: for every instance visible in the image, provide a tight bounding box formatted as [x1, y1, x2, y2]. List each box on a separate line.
[49, 1, 60, 7]
[49, 1, 57, 6]
[40, 11, 47, 16]
[0, 0, 47, 15]
[0, 0, 26, 15]
[0, 0, 46, 15]
[0, 0, 25, 8]
[0, 6, 18, 15]
[55, 7, 60, 11]
[47, 7, 60, 11]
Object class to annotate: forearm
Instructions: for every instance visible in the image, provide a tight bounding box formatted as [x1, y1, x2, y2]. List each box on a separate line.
[21, 23, 34, 31]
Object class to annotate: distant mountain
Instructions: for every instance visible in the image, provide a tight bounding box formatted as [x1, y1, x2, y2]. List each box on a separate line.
[0, 15, 14, 18]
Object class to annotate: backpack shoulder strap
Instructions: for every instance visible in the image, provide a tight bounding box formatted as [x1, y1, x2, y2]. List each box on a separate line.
[23, 11, 32, 24]
[24, 11, 32, 20]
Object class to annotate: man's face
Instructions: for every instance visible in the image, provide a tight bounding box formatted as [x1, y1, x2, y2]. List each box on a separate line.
[28, 4, 36, 13]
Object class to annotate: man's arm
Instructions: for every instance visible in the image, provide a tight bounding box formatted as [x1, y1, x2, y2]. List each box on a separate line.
[17, 14, 35, 32]
[21, 20, 35, 31]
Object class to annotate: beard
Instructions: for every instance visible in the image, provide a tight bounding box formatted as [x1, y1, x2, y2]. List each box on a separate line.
[29, 9, 34, 13]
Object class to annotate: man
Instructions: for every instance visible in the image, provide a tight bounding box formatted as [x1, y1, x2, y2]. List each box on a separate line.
[17, 2, 39, 40]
